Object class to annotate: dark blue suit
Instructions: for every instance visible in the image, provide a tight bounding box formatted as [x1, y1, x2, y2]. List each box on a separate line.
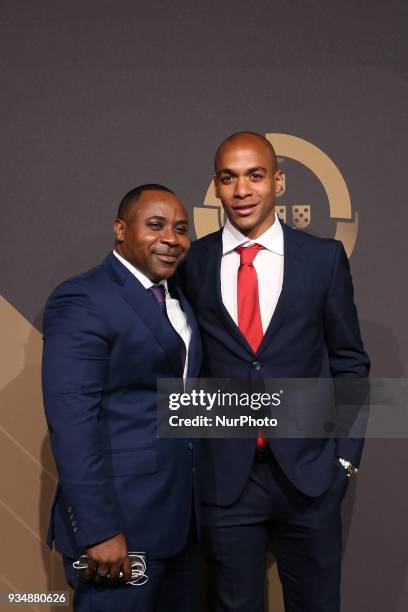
[42, 252, 202, 611]
[178, 223, 370, 612]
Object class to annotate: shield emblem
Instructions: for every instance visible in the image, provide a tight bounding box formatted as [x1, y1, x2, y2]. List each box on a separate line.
[292, 205, 311, 229]
[276, 205, 287, 223]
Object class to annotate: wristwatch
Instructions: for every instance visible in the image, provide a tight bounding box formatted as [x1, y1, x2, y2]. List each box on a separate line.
[338, 457, 359, 478]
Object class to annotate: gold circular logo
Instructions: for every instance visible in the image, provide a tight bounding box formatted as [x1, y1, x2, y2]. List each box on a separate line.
[194, 133, 358, 257]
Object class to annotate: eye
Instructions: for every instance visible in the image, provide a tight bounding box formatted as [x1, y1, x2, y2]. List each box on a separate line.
[176, 225, 188, 234]
[221, 175, 233, 184]
[148, 221, 163, 230]
[251, 173, 263, 181]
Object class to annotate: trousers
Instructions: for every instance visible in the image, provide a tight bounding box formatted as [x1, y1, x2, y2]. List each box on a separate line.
[200, 453, 349, 612]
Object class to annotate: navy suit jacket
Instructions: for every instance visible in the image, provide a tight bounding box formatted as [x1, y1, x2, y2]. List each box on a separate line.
[42, 252, 202, 560]
[177, 223, 370, 503]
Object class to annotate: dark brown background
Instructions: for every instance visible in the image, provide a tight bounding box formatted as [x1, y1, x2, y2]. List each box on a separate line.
[1, 1, 407, 610]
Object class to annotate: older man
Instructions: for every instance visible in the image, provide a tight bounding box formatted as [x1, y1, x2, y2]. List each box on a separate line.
[42, 184, 201, 612]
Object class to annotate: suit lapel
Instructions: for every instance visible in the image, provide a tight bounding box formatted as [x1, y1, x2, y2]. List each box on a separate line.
[256, 224, 305, 357]
[204, 231, 254, 356]
[168, 279, 202, 377]
[103, 253, 183, 377]
[202, 223, 306, 358]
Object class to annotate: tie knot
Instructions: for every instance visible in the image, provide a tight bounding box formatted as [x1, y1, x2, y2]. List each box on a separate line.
[148, 284, 166, 311]
[235, 244, 263, 266]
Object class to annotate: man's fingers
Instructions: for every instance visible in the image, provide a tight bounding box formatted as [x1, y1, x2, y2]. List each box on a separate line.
[85, 558, 97, 581]
[122, 556, 132, 582]
[83, 534, 130, 583]
[82, 558, 132, 583]
[95, 563, 109, 583]
[108, 562, 122, 581]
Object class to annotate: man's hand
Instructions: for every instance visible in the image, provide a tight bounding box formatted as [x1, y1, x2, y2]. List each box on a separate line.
[85, 533, 132, 583]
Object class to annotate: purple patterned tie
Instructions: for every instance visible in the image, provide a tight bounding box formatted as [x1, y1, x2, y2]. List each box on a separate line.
[148, 285, 186, 373]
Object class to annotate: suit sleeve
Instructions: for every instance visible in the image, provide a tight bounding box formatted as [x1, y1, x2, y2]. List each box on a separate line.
[42, 279, 121, 549]
[323, 241, 370, 467]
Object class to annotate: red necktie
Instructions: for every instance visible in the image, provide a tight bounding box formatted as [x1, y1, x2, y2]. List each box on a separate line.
[235, 244, 264, 353]
[235, 244, 266, 449]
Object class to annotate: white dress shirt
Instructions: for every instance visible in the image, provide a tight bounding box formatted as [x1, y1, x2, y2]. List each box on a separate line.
[221, 214, 284, 332]
[113, 250, 191, 378]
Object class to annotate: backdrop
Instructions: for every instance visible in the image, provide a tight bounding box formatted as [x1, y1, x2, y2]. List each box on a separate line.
[1, 1, 407, 610]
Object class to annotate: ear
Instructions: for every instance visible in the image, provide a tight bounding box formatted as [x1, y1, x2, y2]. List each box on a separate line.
[114, 218, 126, 242]
[274, 170, 285, 196]
[213, 175, 220, 199]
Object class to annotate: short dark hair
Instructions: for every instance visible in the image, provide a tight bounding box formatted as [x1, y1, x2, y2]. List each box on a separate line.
[117, 183, 175, 220]
[214, 131, 277, 172]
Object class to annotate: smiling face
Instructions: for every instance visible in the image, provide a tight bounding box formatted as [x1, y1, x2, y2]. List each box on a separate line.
[114, 190, 190, 282]
[214, 134, 283, 239]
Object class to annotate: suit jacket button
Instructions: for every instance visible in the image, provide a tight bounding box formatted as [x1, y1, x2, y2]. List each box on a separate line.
[252, 361, 261, 371]
[188, 441, 194, 450]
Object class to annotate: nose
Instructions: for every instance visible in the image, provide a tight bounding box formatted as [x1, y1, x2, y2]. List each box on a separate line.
[160, 226, 178, 245]
[233, 176, 252, 199]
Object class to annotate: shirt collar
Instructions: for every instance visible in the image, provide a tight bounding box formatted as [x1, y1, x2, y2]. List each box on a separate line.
[222, 213, 284, 256]
[113, 250, 168, 293]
